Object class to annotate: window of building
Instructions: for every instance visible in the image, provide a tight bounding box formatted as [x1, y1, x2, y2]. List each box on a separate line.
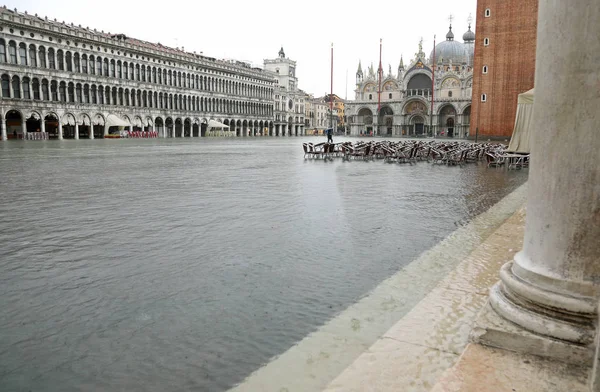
[448, 91, 453, 97]
[57, 50, 64, 70]
[76, 84, 82, 103]
[22, 77, 30, 99]
[8, 41, 17, 64]
[0, 39, 6, 63]
[484, 38, 490, 46]
[91, 85, 97, 104]
[59, 82, 66, 102]
[12, 76, 21, 99]
[369, 94, 372, 100]
[29, 45, 36, 67]
[48, 48, 56, 69]
[74, 53, 80, 72]
[389, 93, 392, 99]
[19, 43, 27, 65]
[485, 8, 491, 17]
[481, 93, 487, 102]
[1, 74, 10, 97]
[38, 46, 46, 68]
[66, 52, 73, 72]
[42, 79, 49, 100]
[68, 83, 75, 102]
[103, 59, 109, 76]
[483, 65, 488, 74]
[110, 61, 115, 77]
[51, 81, 58, 101]
[32, 78, 40, 100]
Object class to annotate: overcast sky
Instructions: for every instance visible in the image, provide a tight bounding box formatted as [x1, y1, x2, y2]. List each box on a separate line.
[8, 0, 477, 99]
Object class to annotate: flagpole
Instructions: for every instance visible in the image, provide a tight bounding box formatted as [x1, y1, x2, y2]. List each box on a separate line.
[430, 35, 436, 138]
[330, 43, 334, 132]
[377, 38, 382, 137]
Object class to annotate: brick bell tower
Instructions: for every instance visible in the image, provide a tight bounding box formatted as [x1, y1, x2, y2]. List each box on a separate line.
[470, 0, 539, 139]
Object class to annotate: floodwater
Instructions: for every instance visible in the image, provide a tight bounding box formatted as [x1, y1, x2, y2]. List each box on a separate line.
[0, 138, 528, 392]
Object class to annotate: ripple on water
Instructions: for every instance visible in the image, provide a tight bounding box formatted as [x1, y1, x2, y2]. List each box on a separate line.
[0, 138, 528, 391]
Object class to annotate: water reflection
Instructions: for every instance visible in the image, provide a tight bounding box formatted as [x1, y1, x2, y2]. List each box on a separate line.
[0, 138, 527, 391]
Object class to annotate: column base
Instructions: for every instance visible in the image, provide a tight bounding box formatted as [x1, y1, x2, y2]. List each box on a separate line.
[471, 291, 594, 366]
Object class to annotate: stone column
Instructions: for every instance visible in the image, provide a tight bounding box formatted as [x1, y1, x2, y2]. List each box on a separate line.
[74, 122, 79, 140]
[129, 125, 133, 137]
[1, 119, 6, 141]
[21, 119, 27, 140]
[484, 0, 600, 363]
[40, 119, 45, 136]
[57, 119, 63, 140]
[104, 123, 109, 137]
[89, 123, 94, 140]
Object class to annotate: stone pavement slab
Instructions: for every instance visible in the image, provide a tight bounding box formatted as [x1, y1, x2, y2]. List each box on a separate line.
[430, 343, 590, 392]
[322, 206, 527, 392]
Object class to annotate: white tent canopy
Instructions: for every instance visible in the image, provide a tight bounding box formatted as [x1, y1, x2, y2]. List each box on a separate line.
[207, 119, 229, 129]
[106, 114, 131, 128]
[508, 88, 534, 153]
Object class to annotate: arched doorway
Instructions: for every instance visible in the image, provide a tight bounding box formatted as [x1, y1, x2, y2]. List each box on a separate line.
[6, 110, 23, 139]
[80, 114, 92, 139]
[165, 117, 174, 138]
[155, 117, 164, 138]
[446, 118, 455, 138]
[45, 113, 60, 139]
[200, 120, 207, 137]
[175, 118, 183, 137]
[411, 116, 425, 136]
[92, 114, 104, 139]
[379, 106, 394, 136]
[439, 105, 457, 138]
[192, 121, 199, 137]
[62, 114, 76, 139]
[184, 118, 191, 137]
[25, 113, 41, 134]
[357, 108, 373, 136]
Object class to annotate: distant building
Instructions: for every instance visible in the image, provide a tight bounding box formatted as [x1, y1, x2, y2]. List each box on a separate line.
[304, 94, 329, 134]
[345, 19, 475, 138]
[320, 93, 345, 133]
[470, 0, 538, 138]
[263, 47, 306, 136]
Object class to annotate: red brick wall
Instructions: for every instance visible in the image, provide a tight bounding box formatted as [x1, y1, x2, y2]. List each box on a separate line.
[470, 0, 538, 138]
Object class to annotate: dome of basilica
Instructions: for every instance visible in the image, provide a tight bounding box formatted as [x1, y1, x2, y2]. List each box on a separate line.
[430, 26, 469, 65]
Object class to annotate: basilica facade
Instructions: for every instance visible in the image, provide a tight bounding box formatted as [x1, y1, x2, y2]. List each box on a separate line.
[346, 21, 475, 138]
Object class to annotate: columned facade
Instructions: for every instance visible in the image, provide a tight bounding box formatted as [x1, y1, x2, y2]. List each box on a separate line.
[0, 7, 278, 140]
[482, 0, 600, 365]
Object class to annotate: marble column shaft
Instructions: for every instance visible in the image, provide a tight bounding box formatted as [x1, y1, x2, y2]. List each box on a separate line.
[489, 0, 600, 348]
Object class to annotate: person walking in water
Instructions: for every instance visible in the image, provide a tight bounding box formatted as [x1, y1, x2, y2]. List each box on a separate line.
[326, 128, 333, 143]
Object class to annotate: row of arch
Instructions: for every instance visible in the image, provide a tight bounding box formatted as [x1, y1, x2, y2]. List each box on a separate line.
[355, 100, 471, 117]
[0, 38, 273, 98]
[1, 108, 306, 140]
[352, 101, 471, 137]
[1, 73, 273, 116]
[360, 72, 473, 95]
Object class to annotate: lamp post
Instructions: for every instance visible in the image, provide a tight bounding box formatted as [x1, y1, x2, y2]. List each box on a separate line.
[430, 35, 436, 138]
